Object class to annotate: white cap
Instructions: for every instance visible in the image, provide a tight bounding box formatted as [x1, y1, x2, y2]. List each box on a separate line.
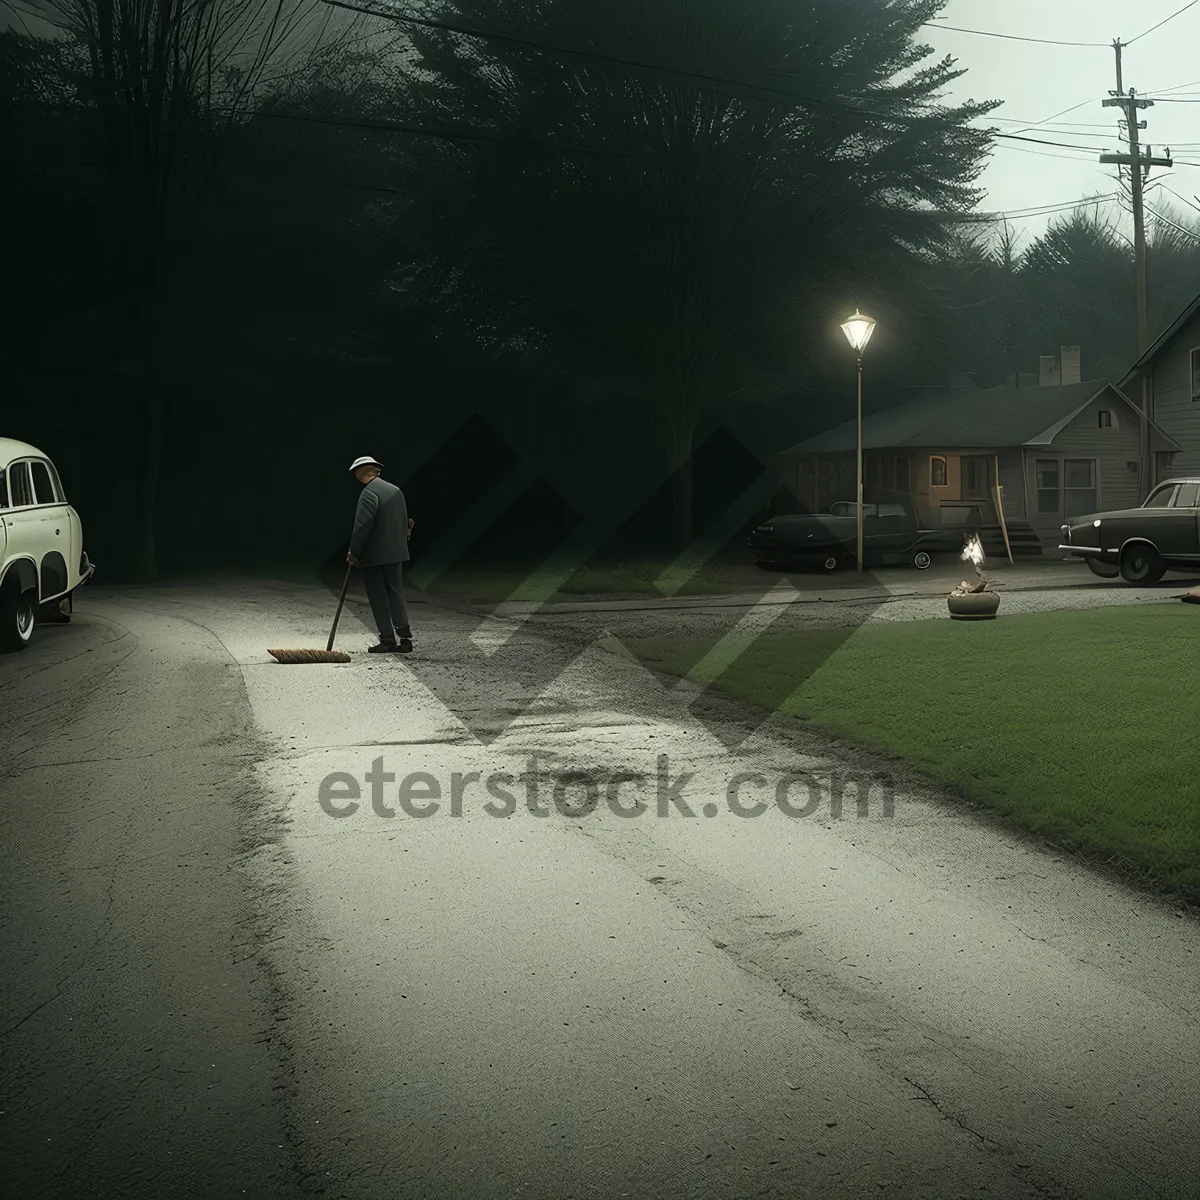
[349, 455, 383, 472]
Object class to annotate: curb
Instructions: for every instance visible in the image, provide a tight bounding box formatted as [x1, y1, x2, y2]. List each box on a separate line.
[446, 577, 1179, 616]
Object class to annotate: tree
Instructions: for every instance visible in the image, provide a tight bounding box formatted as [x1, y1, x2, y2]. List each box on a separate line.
[8, 0, 353, 577]
[367, 0, 997, 546]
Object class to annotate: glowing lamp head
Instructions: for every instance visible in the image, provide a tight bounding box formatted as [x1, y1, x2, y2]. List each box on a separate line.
[840, 309, 876, 355]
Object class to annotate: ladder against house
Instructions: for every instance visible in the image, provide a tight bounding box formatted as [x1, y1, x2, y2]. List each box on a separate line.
[976, 521, 1046, 559]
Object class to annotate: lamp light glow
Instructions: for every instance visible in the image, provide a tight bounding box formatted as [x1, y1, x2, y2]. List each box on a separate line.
[840, 309, 876, 355]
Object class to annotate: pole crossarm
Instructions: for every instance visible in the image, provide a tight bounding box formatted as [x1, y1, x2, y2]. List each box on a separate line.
[1099, 152, 1174, 167]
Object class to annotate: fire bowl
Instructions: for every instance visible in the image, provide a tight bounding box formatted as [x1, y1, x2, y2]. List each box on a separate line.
[948, 591, 1000, 620]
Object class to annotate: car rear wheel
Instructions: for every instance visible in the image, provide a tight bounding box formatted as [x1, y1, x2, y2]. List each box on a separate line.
[1119, 544, 1166, 585]
[1085, 557, 1120, 579]
[912, 550, 932, 570]
[0, 581, 37, 652]
[822, 555, 839, 572]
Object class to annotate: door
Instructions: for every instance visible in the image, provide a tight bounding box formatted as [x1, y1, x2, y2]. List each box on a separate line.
[1161, 480, 1200, 559]
[2, 461, 50, 598]
[963, 456, 992, 498]
[29, 458, 71, 598]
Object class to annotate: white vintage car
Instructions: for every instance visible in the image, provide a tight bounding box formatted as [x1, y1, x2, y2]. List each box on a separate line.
[0, 438, 95, 651]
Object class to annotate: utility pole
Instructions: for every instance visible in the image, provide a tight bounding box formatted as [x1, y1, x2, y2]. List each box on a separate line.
[1099, 39, 1172, 496]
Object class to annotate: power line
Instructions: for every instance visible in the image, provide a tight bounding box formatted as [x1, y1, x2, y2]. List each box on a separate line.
[316, 0, 1061, 154]
[970, 194, 1119, 220]
[1008, 99, 1098, 135]
[1128, 0, 1200, 44]
[920, 21, 1106, 47]
[1143, 201, 1200, 239]
[994, 143, 1107, 163]
[1159, 183, 1200, 211]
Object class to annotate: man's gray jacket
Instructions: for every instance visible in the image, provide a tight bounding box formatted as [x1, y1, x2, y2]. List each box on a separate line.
[350, 477, 410, 565]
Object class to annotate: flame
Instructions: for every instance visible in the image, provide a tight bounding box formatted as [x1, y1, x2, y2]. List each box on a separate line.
[961, 533, 986, 567]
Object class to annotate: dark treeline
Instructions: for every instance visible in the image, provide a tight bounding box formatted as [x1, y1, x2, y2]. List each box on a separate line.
[3, 1, 1198, 577]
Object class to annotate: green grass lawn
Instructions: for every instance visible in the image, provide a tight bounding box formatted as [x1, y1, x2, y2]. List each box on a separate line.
[629, 605, 1200, 898]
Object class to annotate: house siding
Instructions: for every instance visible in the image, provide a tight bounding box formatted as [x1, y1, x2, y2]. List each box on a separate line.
[1049, 395, 1143, 512]
[1149, 307, 1200, 475]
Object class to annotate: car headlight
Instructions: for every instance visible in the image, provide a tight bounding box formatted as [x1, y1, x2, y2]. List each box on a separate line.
[756, 524, 774, 533]
[1093, 519, 1101, 527]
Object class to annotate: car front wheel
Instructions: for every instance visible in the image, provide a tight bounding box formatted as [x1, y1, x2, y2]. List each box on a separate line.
[1119, 544, 1166, 584]
[822, 555, 839, 572]
[912, 550, 932, 570]
[0, 581, 37, 652]
[1085, 557, 1120, 579]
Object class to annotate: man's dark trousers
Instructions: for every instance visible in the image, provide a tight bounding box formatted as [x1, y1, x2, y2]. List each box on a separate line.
[363, 562, 411, 643]
[349, 475, 412, 645]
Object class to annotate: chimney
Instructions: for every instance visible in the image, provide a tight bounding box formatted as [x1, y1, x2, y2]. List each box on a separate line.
[1039, 355, 1061, 387]
[1061, 345, 1081, 385]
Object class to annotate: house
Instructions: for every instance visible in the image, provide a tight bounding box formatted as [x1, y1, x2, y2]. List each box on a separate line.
[1120, 290, 1200, 485]
[769, 351, 1180, 554]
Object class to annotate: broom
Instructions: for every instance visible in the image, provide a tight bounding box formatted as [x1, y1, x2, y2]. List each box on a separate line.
[268, 564, 354, 663]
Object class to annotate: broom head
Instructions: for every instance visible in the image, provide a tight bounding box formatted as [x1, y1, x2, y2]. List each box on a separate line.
[268, 648, 352, 664]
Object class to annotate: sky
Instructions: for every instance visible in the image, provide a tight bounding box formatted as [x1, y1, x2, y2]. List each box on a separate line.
[922, 0, 1200, 243]
[4, 0, 1197, 244]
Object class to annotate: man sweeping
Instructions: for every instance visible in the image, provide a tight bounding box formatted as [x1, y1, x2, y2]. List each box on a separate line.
[346, 456, 415, 654]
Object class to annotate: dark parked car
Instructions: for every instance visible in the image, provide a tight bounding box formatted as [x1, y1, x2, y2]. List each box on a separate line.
[749, 489, 961, 571]
[1058, 477, 1200, 583]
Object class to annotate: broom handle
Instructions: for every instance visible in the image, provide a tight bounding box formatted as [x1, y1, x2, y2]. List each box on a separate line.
[327, 564, 353, 652]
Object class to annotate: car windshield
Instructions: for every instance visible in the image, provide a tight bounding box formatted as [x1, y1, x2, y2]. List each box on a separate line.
[0, 467, 7, 508]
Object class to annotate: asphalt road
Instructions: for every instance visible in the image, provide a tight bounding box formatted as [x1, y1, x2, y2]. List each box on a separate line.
[2, 576, 1198, 1199]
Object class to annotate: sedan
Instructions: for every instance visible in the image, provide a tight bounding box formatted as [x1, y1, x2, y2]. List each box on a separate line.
[1058, 477, 1200, 583]
[0, 437, 95, 650]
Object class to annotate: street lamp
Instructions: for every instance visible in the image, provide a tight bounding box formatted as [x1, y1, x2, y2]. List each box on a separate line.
[840, 308, 876, 572]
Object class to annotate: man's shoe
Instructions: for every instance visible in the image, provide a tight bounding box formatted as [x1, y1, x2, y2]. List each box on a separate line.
[368, 640, 400, 654]
[397, 638, 414, 654]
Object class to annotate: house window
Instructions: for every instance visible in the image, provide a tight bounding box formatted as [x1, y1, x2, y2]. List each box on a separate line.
[1098, 410, 1112, 428]
[1064, 459, 1098, 517]
[930, 456, 947, 487]
[1035, 459, 1060, 513]
[964, 458, 981, 494]
[1192, 347, 1200, 400]
[895, 457, 911, 493]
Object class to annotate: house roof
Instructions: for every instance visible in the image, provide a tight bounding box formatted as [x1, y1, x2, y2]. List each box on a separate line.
[770, 378, 1181, 458]
[1120, 291, 1200, 385]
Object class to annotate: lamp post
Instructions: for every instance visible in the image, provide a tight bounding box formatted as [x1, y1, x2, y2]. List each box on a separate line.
[840, 309, 876, 573]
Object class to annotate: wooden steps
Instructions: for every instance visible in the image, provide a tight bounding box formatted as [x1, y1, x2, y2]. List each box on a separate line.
[976, 523, 1047, 559]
